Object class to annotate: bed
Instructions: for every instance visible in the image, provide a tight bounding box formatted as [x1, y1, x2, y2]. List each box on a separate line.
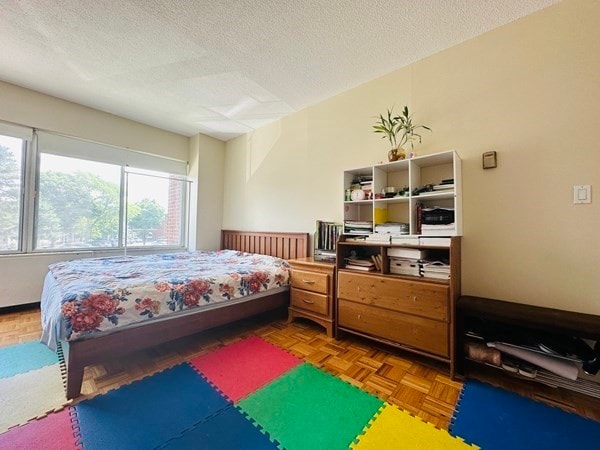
[40, 230, 309, 398]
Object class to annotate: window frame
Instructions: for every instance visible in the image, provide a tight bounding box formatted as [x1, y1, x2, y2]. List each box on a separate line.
[123, 168, 190, 251]
[33, 152, 124, 252]
[0, 124, 190, 255]
[0, 135, 27, 254]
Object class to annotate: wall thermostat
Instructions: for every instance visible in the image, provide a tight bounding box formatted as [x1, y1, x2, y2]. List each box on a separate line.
[482, 151, 497, 169]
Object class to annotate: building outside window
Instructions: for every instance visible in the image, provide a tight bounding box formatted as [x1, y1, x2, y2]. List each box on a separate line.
[126, 170, 185, 247]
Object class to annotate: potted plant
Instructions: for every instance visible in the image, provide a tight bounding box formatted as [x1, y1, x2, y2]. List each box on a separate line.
[373, 106, 431, 161]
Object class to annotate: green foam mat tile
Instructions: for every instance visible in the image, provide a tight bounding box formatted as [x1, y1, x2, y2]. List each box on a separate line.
[238, 363, 384, 450]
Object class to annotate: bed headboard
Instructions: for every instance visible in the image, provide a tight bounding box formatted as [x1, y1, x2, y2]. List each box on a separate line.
[221, 230, 309, 260]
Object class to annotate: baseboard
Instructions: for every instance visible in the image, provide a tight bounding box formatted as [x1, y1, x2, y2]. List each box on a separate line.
[0, 302, 40, 314]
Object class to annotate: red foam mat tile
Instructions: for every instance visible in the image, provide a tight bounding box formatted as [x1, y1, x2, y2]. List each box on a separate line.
[0, 408, 78, 449]
[190, 336, 301, 402]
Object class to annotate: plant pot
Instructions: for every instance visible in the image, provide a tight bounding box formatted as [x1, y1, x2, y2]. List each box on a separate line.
[388, 148, 406, 162]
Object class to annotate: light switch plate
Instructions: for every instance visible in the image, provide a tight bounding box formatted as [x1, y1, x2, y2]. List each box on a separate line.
[573, 185, 591, 204]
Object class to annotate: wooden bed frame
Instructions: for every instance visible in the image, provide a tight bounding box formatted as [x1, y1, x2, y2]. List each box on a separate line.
[65, 230, 309, 398]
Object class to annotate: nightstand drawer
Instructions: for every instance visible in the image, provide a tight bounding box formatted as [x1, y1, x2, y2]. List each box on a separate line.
[291, 269, 329, 294]
[291, 288, 329, 316]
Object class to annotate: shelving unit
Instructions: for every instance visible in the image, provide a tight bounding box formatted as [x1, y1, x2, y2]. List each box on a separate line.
[335, 235, 461, 375]
[343, 166, 374, 233]
[343, 150, 462, 236]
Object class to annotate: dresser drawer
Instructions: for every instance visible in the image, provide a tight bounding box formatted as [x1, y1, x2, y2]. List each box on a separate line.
[337, 272, 448, 321]
[290, 288, 329, 316]
[338, 299, 449, 357]
[291, 269, 329, 294]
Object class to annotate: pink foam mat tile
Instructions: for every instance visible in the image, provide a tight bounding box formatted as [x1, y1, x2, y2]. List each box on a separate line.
[190, 336, 301, 402]
[0, 408, 79, 449]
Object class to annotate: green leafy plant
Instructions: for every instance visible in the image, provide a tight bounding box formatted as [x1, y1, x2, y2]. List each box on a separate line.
[372, 106, 431, 150]
[372, 108, 402, 149]
[395, 105, 431, 149]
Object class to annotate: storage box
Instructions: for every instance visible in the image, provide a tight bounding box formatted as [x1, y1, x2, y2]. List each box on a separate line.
[389, 258, 421, 276]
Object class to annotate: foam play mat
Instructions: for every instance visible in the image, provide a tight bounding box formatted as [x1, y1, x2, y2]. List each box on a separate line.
[450, 379, 600, 450]
[5, 336, 599, 449]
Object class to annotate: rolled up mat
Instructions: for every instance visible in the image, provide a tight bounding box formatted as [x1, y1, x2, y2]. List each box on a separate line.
[487, 342, 578, 380]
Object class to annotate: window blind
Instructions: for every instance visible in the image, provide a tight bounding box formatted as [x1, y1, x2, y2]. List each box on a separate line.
[36, 131, 188, 175]
[0, 122, 33, 141]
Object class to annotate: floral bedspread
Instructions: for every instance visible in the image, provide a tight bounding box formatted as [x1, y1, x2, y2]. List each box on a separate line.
[47, 250, 290, 342]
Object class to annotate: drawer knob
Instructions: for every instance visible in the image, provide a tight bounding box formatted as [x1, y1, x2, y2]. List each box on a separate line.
[302, 279, 315, 285]
[413, 295, 417, 302]
[302, 299, 315, 304]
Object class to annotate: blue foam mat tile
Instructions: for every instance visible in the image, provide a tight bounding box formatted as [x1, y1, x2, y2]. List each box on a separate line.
[0, 341, 59, 379]
[450, 379, 600, 450]
[159, 405, 280, 450]
[75, 363, 231, 449]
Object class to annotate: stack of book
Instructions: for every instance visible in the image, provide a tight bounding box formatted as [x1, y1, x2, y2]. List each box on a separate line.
[344, 257, 376, 272]
[344, 235, 368, 242]
[432, 178, 454, 191]
[370, 254, 382, 271]
[366, 234, 390, 244]
[388, 247, 428, 260]
[344, 220, 373, 235]
[387, 248, 452, 279]
[314, 220, 342, 262]
[418, 237, 451, 247]
[421, 261, 451, 279]
[420, 207, 455, 236]
[421, 223, 455, 236]
[391, 236, 420, 246]
[374, 222, 409, 235]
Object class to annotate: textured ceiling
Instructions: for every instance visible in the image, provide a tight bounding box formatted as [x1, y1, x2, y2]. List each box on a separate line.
[0, 0, 558, 141]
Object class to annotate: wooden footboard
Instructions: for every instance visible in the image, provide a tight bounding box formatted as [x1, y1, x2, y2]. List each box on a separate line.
[65, 230, 309, 399]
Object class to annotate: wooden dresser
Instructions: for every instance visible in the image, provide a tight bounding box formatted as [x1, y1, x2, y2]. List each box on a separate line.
[335, 237, 461, 375]
[338, 272, 450, 357]
[287, 257, 336, 337]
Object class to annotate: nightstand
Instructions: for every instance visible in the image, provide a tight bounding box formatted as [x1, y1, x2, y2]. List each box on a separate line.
[287, 256, 335, 337]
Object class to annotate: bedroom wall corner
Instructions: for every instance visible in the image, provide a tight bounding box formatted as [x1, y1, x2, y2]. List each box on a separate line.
[188, 133, 225, 251]
[221, 0, 600, 315]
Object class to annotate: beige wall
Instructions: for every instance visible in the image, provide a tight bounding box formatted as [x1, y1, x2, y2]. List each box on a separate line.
[0, 81, 189, 161]
[224, 0, 600, 314]
[189, 133, 225, 251]
[0, 81, 192, 307]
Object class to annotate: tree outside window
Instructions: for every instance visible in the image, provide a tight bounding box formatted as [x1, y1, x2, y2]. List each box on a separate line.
[35, 154, 184, 250]
[0, 138, 23, 251]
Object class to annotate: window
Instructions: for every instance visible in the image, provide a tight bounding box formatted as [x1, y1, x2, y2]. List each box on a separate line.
[36, 154, 121, 249]
[0, 134, 25, 252]
[0, 124, 190, 254]
[126, 170, 186, 247]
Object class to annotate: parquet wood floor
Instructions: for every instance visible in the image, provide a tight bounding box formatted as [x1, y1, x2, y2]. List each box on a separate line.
[2, 307, 599, 429]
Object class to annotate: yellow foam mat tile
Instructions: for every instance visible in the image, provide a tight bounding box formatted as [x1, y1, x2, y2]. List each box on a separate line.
[351, 403, 478, 450]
